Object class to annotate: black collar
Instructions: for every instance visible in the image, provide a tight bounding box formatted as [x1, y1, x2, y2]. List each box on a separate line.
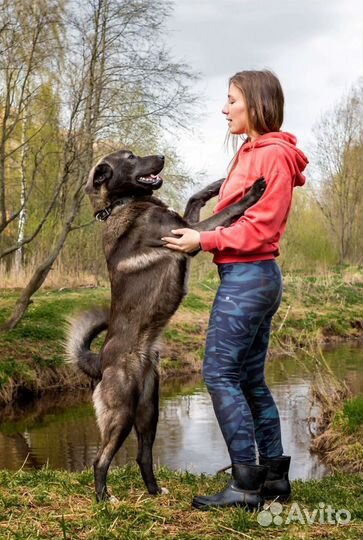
[95, 195, 136, 222]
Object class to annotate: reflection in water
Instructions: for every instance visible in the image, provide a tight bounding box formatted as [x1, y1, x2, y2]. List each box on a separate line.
[0, 342, 362, 479]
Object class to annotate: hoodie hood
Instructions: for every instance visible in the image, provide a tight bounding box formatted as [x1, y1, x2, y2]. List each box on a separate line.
[242, 131, 309, 186]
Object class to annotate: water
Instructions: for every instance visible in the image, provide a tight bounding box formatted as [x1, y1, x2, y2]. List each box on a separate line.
[0, 342, 362, 480]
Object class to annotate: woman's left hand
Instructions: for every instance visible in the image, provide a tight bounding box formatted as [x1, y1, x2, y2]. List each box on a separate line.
[162, 228, 201, 253]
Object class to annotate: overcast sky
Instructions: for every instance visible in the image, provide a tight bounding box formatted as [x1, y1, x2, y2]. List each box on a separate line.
[165, 0, 363, 183]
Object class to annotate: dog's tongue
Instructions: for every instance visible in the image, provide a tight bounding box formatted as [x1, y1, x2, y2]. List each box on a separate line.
[150, 174, 158, 179]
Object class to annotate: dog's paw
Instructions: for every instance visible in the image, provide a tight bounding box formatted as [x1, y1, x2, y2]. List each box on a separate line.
[249, 177, 266, 199]
[108, 495, 120, 505]
[160, 487, 169, 495]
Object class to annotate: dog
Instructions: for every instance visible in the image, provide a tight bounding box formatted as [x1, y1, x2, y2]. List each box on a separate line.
[65, 149, 266, 501]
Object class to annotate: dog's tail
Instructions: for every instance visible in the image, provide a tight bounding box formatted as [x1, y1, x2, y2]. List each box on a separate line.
[65, 307, 109, 380]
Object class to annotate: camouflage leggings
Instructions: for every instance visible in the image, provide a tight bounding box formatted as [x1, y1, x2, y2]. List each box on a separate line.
[202, 260, 284, 464]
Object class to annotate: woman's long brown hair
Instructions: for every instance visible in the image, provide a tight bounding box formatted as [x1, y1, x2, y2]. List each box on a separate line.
[225, 70, 285, 174]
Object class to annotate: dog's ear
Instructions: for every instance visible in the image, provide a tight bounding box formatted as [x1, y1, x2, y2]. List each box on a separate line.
[93, 163, 113, 187]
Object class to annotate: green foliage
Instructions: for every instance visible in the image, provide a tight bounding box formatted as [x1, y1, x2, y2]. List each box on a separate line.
[280, 189, 337, 271]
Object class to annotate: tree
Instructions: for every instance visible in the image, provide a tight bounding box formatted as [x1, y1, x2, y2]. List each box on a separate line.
[310, 80, 363, 264]
[280, 188, 337, 270]
[1, 0, 198, 329]
[0, 0, 65, 270]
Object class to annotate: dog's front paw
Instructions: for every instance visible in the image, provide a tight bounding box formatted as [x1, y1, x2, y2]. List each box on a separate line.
[248, 177, 266, 202]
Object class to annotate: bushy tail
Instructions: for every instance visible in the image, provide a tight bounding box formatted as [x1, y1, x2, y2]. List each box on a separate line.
[65, 307, 109, 380]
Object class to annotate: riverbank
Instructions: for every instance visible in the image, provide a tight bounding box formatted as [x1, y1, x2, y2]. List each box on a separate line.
[311, 383, 363, 473]
[0, 466, 362, 539]
[0, 267, 362, 407]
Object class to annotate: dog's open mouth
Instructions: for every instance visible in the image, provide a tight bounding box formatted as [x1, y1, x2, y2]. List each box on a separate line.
[137, 174, 163, 188]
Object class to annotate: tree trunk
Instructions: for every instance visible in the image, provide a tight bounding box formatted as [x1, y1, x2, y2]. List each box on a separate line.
[0, 131, 7, 229]
[1, 182, 84, 331]
[14, 103, 29, 272]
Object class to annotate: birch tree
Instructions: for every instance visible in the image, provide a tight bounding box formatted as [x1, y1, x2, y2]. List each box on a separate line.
[1, 0, 197, 329]
[0, 0, 64, 254]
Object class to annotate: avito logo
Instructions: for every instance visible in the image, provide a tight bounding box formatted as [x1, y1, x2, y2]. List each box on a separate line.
[257, 501, 351, 527]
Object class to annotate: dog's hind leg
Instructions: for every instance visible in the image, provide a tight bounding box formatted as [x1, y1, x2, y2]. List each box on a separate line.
[93, 412, 134, 502]
[134, 362, 161, 495]
[93, 380, 136, 501]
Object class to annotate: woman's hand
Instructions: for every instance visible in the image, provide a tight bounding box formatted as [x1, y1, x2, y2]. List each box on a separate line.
[162, 228, 201, 253]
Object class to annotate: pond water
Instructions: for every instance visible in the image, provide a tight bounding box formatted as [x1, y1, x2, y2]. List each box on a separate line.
[0, 341, 362, 480]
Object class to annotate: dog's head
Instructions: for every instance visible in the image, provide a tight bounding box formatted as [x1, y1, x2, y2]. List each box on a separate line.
[85, 150, 164, 212]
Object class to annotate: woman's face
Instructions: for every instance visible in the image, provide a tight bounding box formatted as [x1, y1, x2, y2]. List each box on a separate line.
[222, 82, 249, 135]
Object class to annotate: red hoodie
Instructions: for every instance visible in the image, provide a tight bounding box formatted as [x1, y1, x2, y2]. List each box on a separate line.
[199, 131, 308, 263]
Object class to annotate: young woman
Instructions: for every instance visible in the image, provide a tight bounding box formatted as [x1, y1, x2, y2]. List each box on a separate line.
[162, 70, 308, 511]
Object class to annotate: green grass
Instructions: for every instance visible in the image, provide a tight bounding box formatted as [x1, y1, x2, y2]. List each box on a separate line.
[0, 288, 111, 402]
[312, 391, 363, 473]
[164, 322, 203, 345]
[0, 270, 363, 537]
[0, 268, 363, 405]
[0, 359, 34, 390]
[0, 288, 111, 345]
[335, 395, 363, 434]
[181, 293, 208, 312]
[0, 467, 362, 539]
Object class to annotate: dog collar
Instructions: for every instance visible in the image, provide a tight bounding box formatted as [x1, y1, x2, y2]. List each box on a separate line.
[95, 196, 136, 222]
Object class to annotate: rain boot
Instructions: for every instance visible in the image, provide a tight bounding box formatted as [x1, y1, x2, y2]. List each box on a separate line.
[192, 463, 268, 511]
[259, 455, 291, 501]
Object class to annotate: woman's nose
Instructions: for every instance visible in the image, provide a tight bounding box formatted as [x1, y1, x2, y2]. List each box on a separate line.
[222, 103, 228, 115]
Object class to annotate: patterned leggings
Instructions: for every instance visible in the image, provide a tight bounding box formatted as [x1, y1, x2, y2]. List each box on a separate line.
[202, 260, 284, 464]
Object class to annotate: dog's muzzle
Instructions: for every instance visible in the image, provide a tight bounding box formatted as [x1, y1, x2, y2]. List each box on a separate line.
[137, 175, 163, 189]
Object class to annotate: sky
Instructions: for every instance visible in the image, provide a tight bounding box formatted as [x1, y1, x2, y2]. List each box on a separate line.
[165, 0, 363, 184]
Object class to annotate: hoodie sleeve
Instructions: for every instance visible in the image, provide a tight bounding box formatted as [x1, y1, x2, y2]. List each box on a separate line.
[199, 162, 293, 254]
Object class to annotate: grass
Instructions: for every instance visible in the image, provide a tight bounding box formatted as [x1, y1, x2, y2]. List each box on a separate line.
[310, 372, 363, 473]
[266, 269, 363, 351]
[338, 395, 363, 434]
[0, 267, 362, 537]
[0, 267, 363, 405]
[192, 267, 363, 355]
[0, 466, 362, 539]
[0, 288, 111, 402]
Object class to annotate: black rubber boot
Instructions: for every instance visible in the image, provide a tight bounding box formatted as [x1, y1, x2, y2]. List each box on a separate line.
[259, 455, 292, 501]
[192, 463, 268, 511]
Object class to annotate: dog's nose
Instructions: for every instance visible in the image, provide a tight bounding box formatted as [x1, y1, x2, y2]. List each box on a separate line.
[158, 155, 165, 161]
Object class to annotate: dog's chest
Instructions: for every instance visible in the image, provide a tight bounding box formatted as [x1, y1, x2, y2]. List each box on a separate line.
[103, 212, 134, 258]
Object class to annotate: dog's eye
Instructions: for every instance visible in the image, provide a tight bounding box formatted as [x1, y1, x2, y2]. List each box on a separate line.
[128, 154, 135, 160]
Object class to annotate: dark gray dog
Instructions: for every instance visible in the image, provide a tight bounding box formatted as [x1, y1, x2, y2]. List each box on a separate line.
[66, 149, 266, 501]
